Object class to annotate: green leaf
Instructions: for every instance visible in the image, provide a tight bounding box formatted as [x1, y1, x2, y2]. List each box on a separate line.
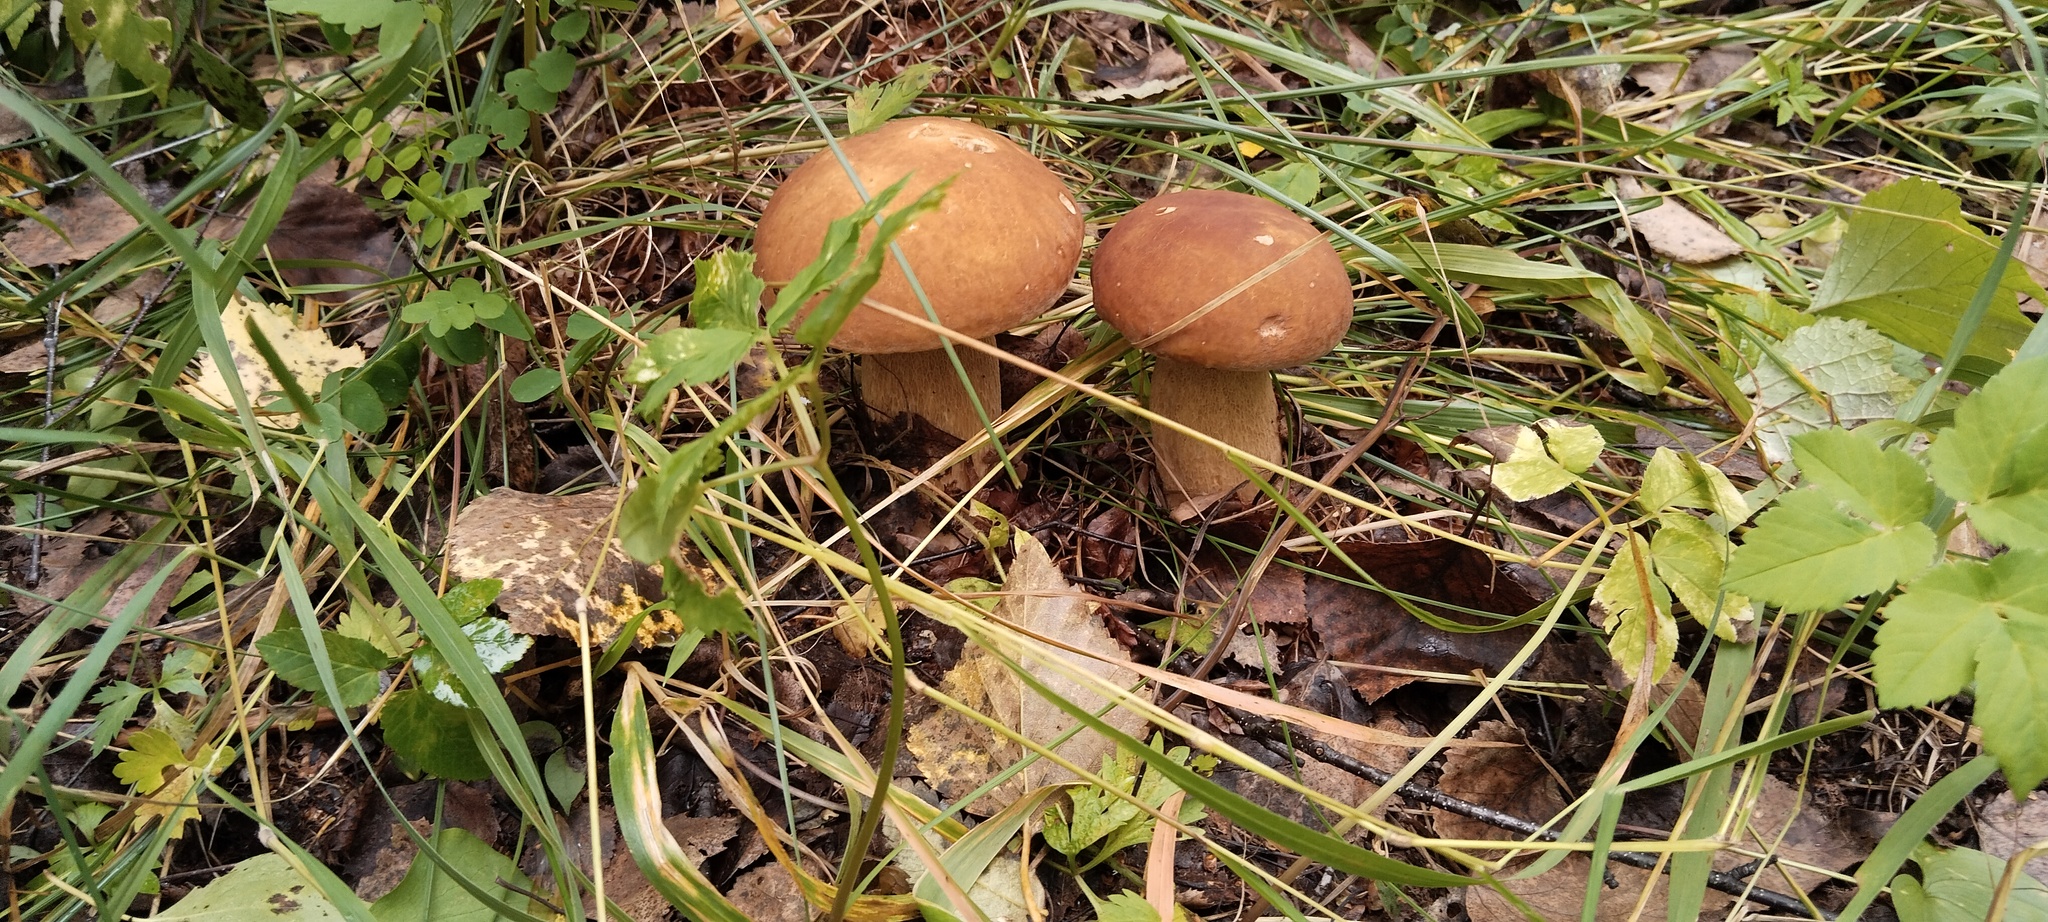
[1811, 178, 2042, 363]
[1891, 842, 2048, 922]
[113, 728, 188, 792]
[620, 440, 718, 563]
[1651, 514, 1750, 640]
[88, 681, 148, 756]
[268, 0, 394, 32]
[1791, 428, 1934, 528]
[1595, 531, 1675, 680]
[1044, 750, 1143, 857]
[529, 48, 576, 92]
[442, 578, 501, 625]
[412, 618, 530, 707]
[379, 688, 490, 780]
[1746, 316, 1919, 462]
[1929, 356, 2048, 550]
[338, 602, 419, 659]
[689, 250, 767, 332]
[544, 748, 584, 809]
[623, 327, 754, 398]
[670, 567, 751, 636]
[256, 621, 394, 709]
[550, 11, 589, 41]
[159, 646, 213, 697]
[1724, 488, 1936, 611]
[847, 62, 940, 135]
[1636, 447, 1748, 523]
[68, 0, 173, 98]
[188, 45, 269, 130]
[1096, 892, 1162, 922]
[510, 368, 559, 403]
[502, 68, 556, 112]
[400, 279, 514, 337]
[1538, 418, 1604, 474]
[369, 828, 536, 922]
[149, 853, 366, 921]
[1491, 426, 1578, 501]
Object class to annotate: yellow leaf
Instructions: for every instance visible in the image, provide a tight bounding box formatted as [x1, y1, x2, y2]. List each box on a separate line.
[182, 293, 364, 428]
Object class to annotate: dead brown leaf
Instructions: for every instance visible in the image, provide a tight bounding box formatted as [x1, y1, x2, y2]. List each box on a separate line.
[1433, 721, 1566, 842]
[1976, 795, 2048, 882]
[905, 530, 1145, 812]
[1305, 538, 1549, 701]
[1074, 47, 1193, 101]
[443, 487, 700, 648]
[1617, 177, 1744, 264]
[528, 803, 735, 921]
[3, 185, 141, 266]
[726, 863, 811, 922]
[1078, 506, 1138, 583]
[1185, 550, 1308, 626]
[205, 172, 408, 301]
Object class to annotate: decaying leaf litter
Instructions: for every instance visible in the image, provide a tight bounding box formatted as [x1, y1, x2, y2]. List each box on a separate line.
[4, 1, 2046, 921]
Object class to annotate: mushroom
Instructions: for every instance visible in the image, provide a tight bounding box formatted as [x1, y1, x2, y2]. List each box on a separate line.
[753, 117, 1083, 472]
[1091, 189, 1352, 511]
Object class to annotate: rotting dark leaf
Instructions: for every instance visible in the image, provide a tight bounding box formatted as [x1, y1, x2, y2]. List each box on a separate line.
[2, 184, 143, 266]
[205, 170, 410, 302]
[1079, 506, 1139, 583]
[1305, 537, 1551, 701]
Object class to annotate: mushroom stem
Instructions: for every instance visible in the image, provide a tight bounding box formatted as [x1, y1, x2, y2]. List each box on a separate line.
[858, 344, 1004, 484]
[1148, 355, 1282, 509]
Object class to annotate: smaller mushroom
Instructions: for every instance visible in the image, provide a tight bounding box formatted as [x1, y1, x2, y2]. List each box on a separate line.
[753, 117, 1083, 485]
[1091, 189, 1352, 511]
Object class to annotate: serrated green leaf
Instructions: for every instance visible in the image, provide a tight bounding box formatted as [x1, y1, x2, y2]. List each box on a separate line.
[379, 688, 490, 780]
[1651, 514, 1750, 640]
[671, 569, 751, 636]
[1875, 554, 2048, 708]
[1595, 531, 1675, 680]
[1811, 178, 2043, 363]
[689, 250, 766, 332]
[1891, 842, 2048, 922]
[158, 646, 213, 697]
[88, 681, 148, 756]
[1790, 427, 1934, 528]
[847, 61, 940, 135]
[1636, 447, 1748, 523]
[339, 603, 419, 658]
[1096, 891, 1162, 922]
[1492, 426, 1578, 501]
[1724, 488, 1936, 611]
[1745, 317, 1919, 462]
[113, 728, 187, 791]
[1929, 356, 2048, 551]
[1536, 418, 1604, 473]
[256, 622, 394, 709]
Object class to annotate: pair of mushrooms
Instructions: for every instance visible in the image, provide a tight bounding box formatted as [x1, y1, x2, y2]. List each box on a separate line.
[753, 116, 1351, 510]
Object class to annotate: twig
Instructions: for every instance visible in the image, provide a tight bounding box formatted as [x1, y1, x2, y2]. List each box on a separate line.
[1235, 713, 1832, 919]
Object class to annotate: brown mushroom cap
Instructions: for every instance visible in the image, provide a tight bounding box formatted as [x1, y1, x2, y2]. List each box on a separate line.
[1092, 189, 1352, 372]
[753, 117, 1084, 354]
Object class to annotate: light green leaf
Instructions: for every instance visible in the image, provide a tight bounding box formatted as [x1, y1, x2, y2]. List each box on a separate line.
[847, 62, 940, 135]
[1891, 842, 2048, 922]
[148, 853, 361, 921]
[159, 646, 213, 697]
[689, 250, 767, 332]
[1097, 891, 1162, 922]
[1745, 317, 1919, 462]
[1595, 531, 1675, 681]
[1812, 178, 2042, 362]
[369, 828, 536, 922]
[1636, 447, 1748, 524]
[1492, 426, 1578, 501]
[1537, 418, 1605, 474]
[256, 621, 395, 709]
[1971, 617, 2048, 793]
[338, 603, 418, 659]
[412, 617, 529, 707]
[1876, 554, 2048, 709]
[529, 47, 576, 92]
[1723, 488, 1937, 611]
[88, 681, 148, 756]
[68, 0, 173, 97]
[1651, 514, 1750, 640]
[1929, 356, 2048, 550]
[1791, 427, 1934, 528]
[623, 328, 755, 393]
[113, 727, 188, 792]
[268, 0, 393, 32]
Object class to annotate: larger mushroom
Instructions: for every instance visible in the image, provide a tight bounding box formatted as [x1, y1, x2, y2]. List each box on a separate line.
[753, 117, 1083, 468]
[1091, 189, 1352, 511]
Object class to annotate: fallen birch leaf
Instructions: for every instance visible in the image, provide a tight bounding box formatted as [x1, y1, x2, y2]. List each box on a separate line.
[182, 293, 364, 428]
[442, 487, 713, 648]
[907, 530, 1145, 812]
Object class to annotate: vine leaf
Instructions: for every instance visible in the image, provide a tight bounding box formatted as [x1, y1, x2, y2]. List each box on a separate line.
[1928, 356, 2048, 551]
[1875, 551, 2048, 792]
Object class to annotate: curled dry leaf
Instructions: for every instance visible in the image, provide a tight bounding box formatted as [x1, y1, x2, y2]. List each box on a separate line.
[906, 530, 1145, 812]
[442, 487, 712, 647]
[183, 293, 366, 428]
[1616, 177, 1744, 264]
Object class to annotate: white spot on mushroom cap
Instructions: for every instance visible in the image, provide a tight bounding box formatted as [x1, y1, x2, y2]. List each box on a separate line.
[949, 136, 996, 153]
[1061, 194, 1076, 215]
[1155, 206, 1177, 215]
[1253, 234, 1275, 246]
[1257, 317, 1289, 340]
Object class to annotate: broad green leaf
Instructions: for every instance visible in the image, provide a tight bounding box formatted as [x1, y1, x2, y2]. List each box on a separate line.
[1096, 892, 1162, 922]
[1595, 531, 1675, 680]
[339, 602, 418, 659]
[1967, 614, 2048, 793]
[256, 622, 394, 709]
[148, 853, 365, 921]
[619, 439, 718, 564]
[1043, 750, 1142, 857]
[690, 250, 767, 331]
[1537, 418, 1605, 474]
[1491, 426, 1578, 501]
[1636, 447, 1748, 524]
[380, 688, 489, 780]
[530, 48, 576, 92]
[1791, 428, 1934, 528]
[442, 578, 500, 625]
[67, 0, 173, 97]
[1891, 842, 2048, 922]
[399, 279, 511, 337]
[412, 618, 531, 707]
[670, 566, 752, 636]
[1812, 179, 2042, 363]
[622, 327, 755, 397]
[1650, 514, 1750, 640]
[1745, 317, 1918, 462]
[544, 748, 584, 809]
[1723, 488, 1936, 611]
[370, 828, 536, 922]
[113, 728, 189, 791]
[1929, 356, 2048, 550]
[268, 0, 390, 30]
[847, 62, 941, 135]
